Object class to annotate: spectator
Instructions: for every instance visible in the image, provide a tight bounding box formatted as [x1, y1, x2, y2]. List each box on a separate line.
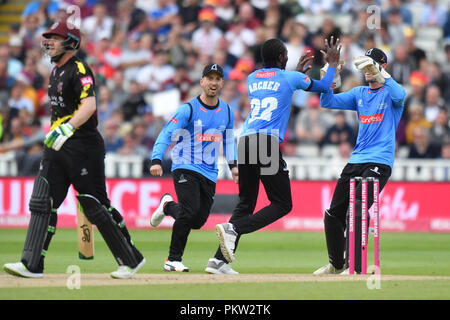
[191, 8, 223, 57]
[214, 0, 236, 31]
[6, 81, 34, 134]
[403, 27, 426, 71]
[22, 0, 59, 26]
[117, 130, 149, 158]
[179, 0, 202, 34]
[8, 35, 26, 64]
[238, 2, 262, 30]
[443, 44, 450, 75]
[323, 111, 356, 147]
[430, 107, 450, 148]
[426, 61, 450, 104]
[285, 22, 308, 71]
[404, 71, 429, 118]
[424, 85, 444, 123]
[420, 0, 447, 27]
[405, 104, 432, 145]
[0, 45, 23, 78]
[120, 80, 149, 122]
[225, 17, 257, 61]
[97, 85, 117, 130]
[440, 136, 450, 160]
[119, 32, 152, 85]
[107, 69, 128, 108]
[102, 118, 124, 153]
[124, 0, 147, 32]
[147, 0, 179, 42]
[408, 127, 440, 159]
[387, 8, 408, 48]
[65, 0, 94, 19]
[82, 1, 115, 43]
[383, 0, 413, 25]
[0, 60, 14, 102]
[162, 65, 193, 102]
[136, 49, 175, 93]
[1, 117, 24, 150]
[131, 118, 154, 152]
[12, 118, 45, 176]
[387, 44, 415, 85]
[295, 95, 333, 145]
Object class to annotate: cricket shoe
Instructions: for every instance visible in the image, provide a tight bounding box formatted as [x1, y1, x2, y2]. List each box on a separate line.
[313, 263, 345, 275]
[164, 259, 189, 272]
[340, 268, 350, 275]
[3, 262, 43, 278]
[205, 258, 239, 274]
[215, 223, 237, 263]
[111, 257, 146, 279]
[150, 193, 173, 227]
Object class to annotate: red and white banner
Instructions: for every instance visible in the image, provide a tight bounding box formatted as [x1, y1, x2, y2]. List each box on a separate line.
[0, 177, 449, 232]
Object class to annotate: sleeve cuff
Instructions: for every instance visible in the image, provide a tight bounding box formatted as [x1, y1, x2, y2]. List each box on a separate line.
[151, 159, 162, 166]
[228, 161, 237, 170]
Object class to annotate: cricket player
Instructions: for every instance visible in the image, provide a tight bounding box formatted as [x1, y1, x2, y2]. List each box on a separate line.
[314, 48, 406, 274]
[212, 37, 342, 268]
[149, 64, 239, 273]
[3, 21, 145, 279]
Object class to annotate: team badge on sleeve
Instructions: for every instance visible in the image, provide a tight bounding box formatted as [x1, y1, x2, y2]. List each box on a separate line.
[80, 76, 93, 86]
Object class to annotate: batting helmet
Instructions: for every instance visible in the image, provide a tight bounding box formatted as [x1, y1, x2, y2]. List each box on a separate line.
[42, 21, 81, 50]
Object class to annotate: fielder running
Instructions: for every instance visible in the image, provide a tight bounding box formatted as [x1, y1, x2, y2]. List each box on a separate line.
[149, 64, 239, 273]
[3, 21, 145, 279]
[212, 37, 342, 269]
[314, 48, 406, 274]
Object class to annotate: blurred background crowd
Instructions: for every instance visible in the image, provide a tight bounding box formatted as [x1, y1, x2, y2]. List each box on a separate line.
[0, 0, 449, 177]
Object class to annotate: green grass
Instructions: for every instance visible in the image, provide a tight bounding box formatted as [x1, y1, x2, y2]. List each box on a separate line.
[1, 229, 450, 300]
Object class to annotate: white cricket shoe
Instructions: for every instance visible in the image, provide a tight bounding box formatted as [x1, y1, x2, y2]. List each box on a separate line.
[111, 258, 146, 279]
[205, 258, 239, 274]
[3, 262, 43, 278]
[215, 223, 237, 263]
[340, 268, 350, 275]
[164, 259, 189, 272]
[150, 193, 173, 227]
[313, 263, 345, 275]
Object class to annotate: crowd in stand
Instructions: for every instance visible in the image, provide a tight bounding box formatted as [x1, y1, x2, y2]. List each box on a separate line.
[0, 0, 449, 176]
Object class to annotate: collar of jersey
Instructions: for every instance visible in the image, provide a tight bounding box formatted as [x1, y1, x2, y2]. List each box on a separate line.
[197, 95, 220, 110]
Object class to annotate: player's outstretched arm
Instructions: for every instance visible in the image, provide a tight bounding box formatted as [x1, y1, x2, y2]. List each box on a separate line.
[320, 87, 358, 111]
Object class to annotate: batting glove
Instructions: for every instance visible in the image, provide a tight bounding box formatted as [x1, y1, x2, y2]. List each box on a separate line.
[44, 122, 75, 151]
[320, 60, 344, 89]
[353, 56, 391, 84]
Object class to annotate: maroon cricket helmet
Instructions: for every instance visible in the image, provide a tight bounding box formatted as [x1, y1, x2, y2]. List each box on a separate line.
[42, 21, 81, 50]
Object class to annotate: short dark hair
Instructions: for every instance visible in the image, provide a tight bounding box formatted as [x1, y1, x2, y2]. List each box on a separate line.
[261, 38, 286, 68]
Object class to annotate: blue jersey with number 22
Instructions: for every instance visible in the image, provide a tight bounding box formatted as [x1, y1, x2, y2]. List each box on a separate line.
[242, 68, 312, 143]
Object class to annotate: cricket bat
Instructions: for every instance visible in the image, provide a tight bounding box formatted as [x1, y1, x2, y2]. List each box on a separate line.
[77, 200, 94, 260]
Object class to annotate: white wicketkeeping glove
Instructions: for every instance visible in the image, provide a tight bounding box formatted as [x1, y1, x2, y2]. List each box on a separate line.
[44, 122, 75, 151]
[320, 60, 345, 89]
[353, 56, 391, 84]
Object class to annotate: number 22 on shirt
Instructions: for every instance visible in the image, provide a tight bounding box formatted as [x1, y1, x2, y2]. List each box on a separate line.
[248, 97, 278, 123]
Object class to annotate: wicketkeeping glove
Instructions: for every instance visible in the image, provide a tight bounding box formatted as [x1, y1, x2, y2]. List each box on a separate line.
[44, 122, 75, 151]
[353, 56, 391, 84]
[320, 60, 345, 89]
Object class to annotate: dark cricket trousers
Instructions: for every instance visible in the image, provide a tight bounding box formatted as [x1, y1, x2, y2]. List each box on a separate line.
[164, 169, 216, 261]
[325, 162, 391, 271]
[25, 132, 139, 272]
[214, 133, 293, 262]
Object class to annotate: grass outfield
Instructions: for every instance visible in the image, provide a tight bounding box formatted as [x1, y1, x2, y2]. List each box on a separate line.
[1, 228, 450, 300]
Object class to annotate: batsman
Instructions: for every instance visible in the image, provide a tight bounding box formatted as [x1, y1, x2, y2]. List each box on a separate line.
[313, 48, 406, 274]
[3, 21, 145, 279]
